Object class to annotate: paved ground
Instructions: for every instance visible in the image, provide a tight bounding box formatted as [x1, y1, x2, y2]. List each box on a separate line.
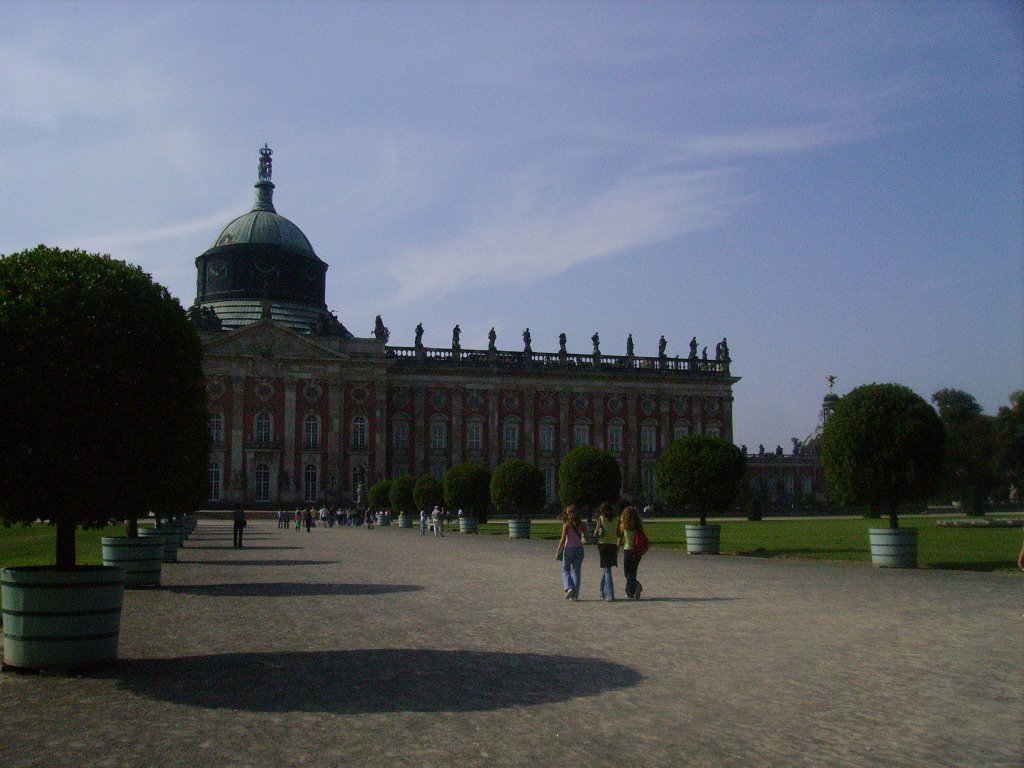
[1, 519, 1021, 768]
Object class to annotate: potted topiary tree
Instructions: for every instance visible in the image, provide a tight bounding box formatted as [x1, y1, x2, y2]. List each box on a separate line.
[0, 246, 208, 669]
[655, 435, 746, 554]
[558, 446, 622, 541]
[387, 475, 416, 528]
[444, 463, 491, 533]
[368, 479, 393, 523]
[822, 383, 945, 568]
[490, 460, 546, 539]
[413, 475, 445, 531]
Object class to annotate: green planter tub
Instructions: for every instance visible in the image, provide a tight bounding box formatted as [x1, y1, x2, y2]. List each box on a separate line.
[685, 524, 721, 554]
[101, 537, 163, 588]
[869, 528, 918, 568]
[397, 513, 413, 529]
[508, 519, 532, 539]
[138, 526, 177, 562]
[1, 566, 125, 670]
[459, 517, 479, 534]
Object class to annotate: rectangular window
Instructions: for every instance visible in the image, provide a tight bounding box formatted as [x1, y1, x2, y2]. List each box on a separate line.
[673, 423, 689, 441]
[467, 422, 482, 452]
[504, 423, 519, 454]
[544, 465, 557, 502]
[430, 422, 447, 452]
[392, 422, 409, 449]
[704, 424, 721, 438]
[574, 423, 590, 448]
[641, 425, 657, 454]
[209, 413, 223, 443]
[207, 464, 221, 502]
[642, 466, 655, 500]
[303, 417, 319, 449]
[608, 424, 623, 454]
[539, 423, 555, 452]
[802, 474, 813, 495]
[431, 464, 446, 480]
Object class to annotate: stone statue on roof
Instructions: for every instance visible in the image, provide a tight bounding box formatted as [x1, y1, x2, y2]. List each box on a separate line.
[415, 323, 424, 348]
[689, 336, 698, 359]
[373, 315, 390, 343]
[452, 324, 461, 349]
[558, 333, 567, 353]
[658, 335, 666, 357]
[592, 332, 600, 355]
[488, 327, 497, 351]
[523, 328, 531, 352]
[258, 143, 273, 181]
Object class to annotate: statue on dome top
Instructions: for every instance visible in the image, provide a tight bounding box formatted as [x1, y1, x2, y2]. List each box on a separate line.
[258, 144, 273, 181]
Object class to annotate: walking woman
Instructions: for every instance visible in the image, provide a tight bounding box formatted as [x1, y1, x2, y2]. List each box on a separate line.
[594, 502, 619, 601]
[556, 505, 586, 601]
[618, 505, 645, 599]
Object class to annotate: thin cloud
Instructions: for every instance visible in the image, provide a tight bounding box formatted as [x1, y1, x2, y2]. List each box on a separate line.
[384, 169, 738, 305]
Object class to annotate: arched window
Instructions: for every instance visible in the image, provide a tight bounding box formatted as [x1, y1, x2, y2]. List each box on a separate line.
[641, 424, 657, 455]
[573, 421, 590, 448]
[303, 414, 320, 449]
[352, 465, 366, 490]
[303, 464, 318, 502]
[539, 421, 556, 452]
[673, 421, 690, 442]
[209, 412, 223, 443]
[255, 412, 272, 444]
[430, 419, 447, 453]
[392, 416, 410, 449]
[208, 463, 221, 502]
[704, 422, 721, 438]
[254, 463, 271, 502]
[351, 416, 368, 450]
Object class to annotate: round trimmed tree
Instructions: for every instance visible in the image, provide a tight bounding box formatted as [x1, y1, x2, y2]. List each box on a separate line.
[413, 474, 444, 512]
[558, 446, 622, 519]
[444, 462, 492, 523]
[822, 383, 945, 528]
[0, 246, 208, 567]
[490, 459, 546, 521]
[388, 475, 416, 514]
[654, 435, 747, 526]
[368, 479, 393, 512]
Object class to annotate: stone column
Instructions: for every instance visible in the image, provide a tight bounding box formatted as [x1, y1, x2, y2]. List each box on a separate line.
[523, 386, 535, 463]
[558, 390, 571, 454]
[659, 393, 671, 451]
[328, 380, 343, 496]
[593, 393, 605, 450]
[626, 393, 638, 492]
[452, 387, 463, 466]
[374, 380, 388, 482]
[487, 390, 500, 470]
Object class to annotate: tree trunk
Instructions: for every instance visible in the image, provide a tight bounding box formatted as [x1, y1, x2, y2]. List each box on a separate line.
[126, 515, 138, 538]
[887, 503, 899, 530]
[699, 509, 708, 526]
[55, 519, 76, 568]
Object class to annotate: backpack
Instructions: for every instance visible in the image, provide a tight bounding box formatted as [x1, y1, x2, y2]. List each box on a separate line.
[633, 530, 650, 556]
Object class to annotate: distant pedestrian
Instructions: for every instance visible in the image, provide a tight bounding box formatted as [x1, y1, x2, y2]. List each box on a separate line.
[304, 507, 313, 532]
[432, 506, 444, 537]
[420, 509, 428, 535]
[277, 510, 286, 529]
[232, 504, 247, 548]
[594, 501, 620, 601]
[618, 505, 645, 599]
[556, 505, 585, 601]
[294, 508, 302, 531]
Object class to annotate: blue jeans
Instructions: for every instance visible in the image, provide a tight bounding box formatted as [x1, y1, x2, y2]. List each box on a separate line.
[561, 546, 584, 596]
[599, 567, 615, 600]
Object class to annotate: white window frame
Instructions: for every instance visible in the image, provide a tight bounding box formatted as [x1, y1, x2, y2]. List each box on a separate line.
[607, 424, 623, 454]
[504, 421, 520, 454]
[207, 463, 221, 502]
[641, 425, 657, 454]
[351, 416, 368, 450]
[467, 421, 483, 452]
[392, 420, 409, 449]
[430, 421, 447, 452]
[574, 423, 590, 448]
[303, 414, 320, 449]
[254, 463, 271, 502]
[539, 423, 555, 452]
[303, 464, 318, 502]
[209, 412, 223, 443]
[255, 412, 272, 444]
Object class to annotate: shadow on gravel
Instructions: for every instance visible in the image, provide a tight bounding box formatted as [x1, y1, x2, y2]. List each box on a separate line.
[162, 582, 423, 598]
[635, 597, 743, 603]
[107, 649, 641, 713]
[183, 546, 302, 551]
[181, 559, 341, 567]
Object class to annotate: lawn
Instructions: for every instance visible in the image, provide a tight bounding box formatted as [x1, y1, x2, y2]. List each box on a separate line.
[0, 523, 126, 569]
[480, 516, 1023, 572]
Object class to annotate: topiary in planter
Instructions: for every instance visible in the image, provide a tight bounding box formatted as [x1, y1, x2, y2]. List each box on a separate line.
[444, 463, 492, 524]
[655, 436, 746, 527]
[0, 246, 208, 668]
[558, 446, 622, 521]
[490, 460, 545, 522]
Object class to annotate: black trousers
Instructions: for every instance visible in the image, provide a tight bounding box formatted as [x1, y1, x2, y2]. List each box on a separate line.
[233, 521, 245, 547]
[623, 550, 643, 597]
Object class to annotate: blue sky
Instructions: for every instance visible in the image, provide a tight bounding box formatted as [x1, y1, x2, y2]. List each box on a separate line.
[2, 1, 1021, 449]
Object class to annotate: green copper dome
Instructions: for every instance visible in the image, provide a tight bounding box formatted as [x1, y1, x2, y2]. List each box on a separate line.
[193, 145, 343, 334]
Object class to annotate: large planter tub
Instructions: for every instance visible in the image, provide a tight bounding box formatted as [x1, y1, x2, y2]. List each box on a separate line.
[508, 519, 531, 539]
[1, 566, 124, 670]
[685, 524, 721, 554]
[101, 537, 163, 588]
[868, 528, 918, 568]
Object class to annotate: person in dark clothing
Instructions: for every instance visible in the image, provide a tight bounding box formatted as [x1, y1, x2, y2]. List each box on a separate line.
[232, 504, 247, 548]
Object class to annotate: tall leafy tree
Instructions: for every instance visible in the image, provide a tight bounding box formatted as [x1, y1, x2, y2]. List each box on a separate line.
[490, 460, 546, 521]
[0, 246, 208, 566]
[558, 446, 622, 518]
[388, 475, 416, 513]
[994, 390, 1024, 498]
[931, 388, 996, 515]
[444, 463, 492, 522]
[368, 479, 393, 512]
[413, 475, 444, 512]
[654, 436, 746, 526]
[822, 383, 945, 528]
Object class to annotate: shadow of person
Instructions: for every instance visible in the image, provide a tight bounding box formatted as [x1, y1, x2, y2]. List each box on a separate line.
[105, 649, 641, 714]
[161, 582, 424, 598]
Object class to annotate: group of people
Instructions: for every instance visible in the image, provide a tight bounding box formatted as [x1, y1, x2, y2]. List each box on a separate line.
[277, 506, 367, 531]
[419, 506, 452, 536]
[556, 502, 646, 602]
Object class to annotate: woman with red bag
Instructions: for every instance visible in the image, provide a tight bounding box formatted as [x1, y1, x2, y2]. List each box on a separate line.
[618, 506, 646, 600]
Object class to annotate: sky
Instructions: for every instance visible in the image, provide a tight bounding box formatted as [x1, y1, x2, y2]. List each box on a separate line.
[2, 0, 1021, 450]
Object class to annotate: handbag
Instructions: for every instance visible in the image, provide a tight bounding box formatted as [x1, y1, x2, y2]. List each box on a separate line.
[556, 544, 565, 561]
[633, 530, 650, 556]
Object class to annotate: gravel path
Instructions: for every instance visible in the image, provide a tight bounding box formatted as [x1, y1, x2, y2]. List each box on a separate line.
[1, 519, 1021, 767]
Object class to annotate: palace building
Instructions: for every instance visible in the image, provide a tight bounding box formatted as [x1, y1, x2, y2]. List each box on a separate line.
[190, 147, 739, 508]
